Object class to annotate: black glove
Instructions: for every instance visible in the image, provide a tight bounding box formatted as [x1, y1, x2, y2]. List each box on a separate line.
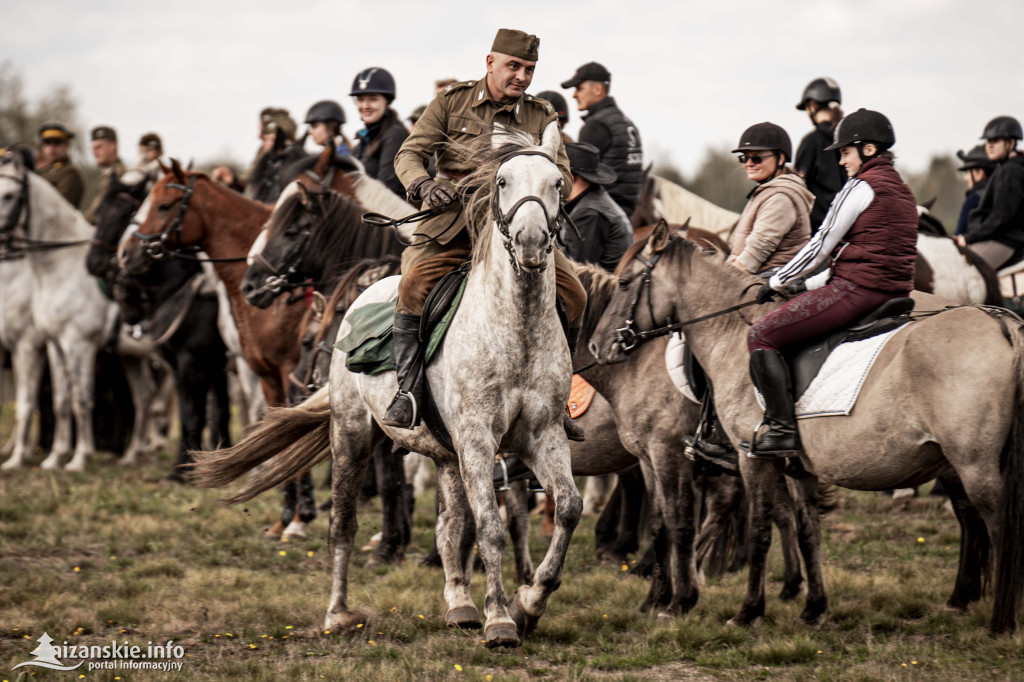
[755, 284, 778, 304]
[407, 176, 458, 214]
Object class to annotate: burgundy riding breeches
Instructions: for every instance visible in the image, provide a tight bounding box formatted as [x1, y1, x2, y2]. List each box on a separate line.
[747, 277, 907, 353]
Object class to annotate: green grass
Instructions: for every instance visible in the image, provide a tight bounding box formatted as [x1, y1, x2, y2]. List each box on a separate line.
[1, 402, 1023, 680]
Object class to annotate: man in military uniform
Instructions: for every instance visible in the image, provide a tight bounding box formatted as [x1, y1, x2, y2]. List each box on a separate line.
[561, 62, 644, 216]
[388, 28, 587, 439]
[36, 123, 84, 208]
[137, 132, 163, 166]
[243, 107, 307, 204]
[84, 125, 126, 224]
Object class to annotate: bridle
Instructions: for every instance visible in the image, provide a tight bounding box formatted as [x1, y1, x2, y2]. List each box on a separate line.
[0, 164, 90, 260]
[489, 150, 566, 276]
[611, 236, 760, 354]
[248, 191, 328, 299]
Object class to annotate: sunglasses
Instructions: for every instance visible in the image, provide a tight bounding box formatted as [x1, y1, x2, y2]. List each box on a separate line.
[42, 138, 69, 146]
[738, 152, 776, 165]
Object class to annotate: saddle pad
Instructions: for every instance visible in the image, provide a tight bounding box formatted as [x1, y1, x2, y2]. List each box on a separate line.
[791, 327, 902, 419]
[665, 333, 701, 404]
[568, 374, 596, 418]
[335, 275, 468, 375]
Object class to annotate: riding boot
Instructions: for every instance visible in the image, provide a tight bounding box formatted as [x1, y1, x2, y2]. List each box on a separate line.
[383, 313, 425, 429]
[746, 349, 801, 458]
[562, 324, 585, 442]
[297, 471, 317, 523]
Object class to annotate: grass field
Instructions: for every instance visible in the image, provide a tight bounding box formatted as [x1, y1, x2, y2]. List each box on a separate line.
[2, 404, 1023, 681]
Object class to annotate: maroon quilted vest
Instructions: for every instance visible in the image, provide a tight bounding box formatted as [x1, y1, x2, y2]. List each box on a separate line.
[832, 157, 918, 293]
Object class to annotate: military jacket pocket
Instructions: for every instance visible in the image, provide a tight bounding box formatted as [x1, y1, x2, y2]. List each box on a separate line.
[447, 116, 483, 138]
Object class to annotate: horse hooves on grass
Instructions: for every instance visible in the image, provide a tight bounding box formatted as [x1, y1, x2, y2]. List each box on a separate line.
[726, 614, 763, 628]
[778, 582, 806, 602]
[483, 622, 520, 648]
[282, 521, 307, 542]
[446, 606, 482, 630]
[800, 597, 828, 625]
[508, 589, 540, 638]
[324, 609, 368, 633]
[365, 550, 403, 569]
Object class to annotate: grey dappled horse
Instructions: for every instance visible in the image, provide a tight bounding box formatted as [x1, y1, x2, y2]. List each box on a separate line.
[191, 125, 582, 647]
[590, 220, 1024, 635]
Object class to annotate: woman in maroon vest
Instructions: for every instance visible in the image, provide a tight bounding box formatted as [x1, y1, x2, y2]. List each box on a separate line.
[745, 109, 919, 459]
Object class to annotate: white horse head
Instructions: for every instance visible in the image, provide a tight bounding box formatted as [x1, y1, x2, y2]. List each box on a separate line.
[0, 152, 29, 238]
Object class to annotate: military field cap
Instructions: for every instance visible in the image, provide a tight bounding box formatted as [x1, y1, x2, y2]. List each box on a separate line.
[91, 125, 117, 143]
[492, 28, 540, 62]
[566, 142, 617, 185]
[261, 108, 297, 139]
[139, 132, 162, 152]
[408, 104, 427, 123]
[561, 62, 611, 89]
[38, 122, 74, 141]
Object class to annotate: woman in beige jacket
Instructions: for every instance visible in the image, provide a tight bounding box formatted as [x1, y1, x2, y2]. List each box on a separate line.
[683, 122, 812, 471]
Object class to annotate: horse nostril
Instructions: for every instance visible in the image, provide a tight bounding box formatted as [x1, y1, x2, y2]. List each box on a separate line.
[588, 340, 600, 357]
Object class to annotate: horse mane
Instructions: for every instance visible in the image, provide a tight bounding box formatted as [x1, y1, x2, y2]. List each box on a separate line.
[918, 210, 948, 237]
[573, 261, 621, 345]
[267, 188, 403, 285]
[445, 128, 545, 265]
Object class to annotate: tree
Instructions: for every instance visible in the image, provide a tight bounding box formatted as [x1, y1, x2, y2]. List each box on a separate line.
[0, 61, 85, 155]
[685, 147, 750, 214]
[903, 155, 962, 233]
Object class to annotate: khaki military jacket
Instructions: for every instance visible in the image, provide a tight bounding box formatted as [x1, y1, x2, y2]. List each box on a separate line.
[38, 160, 84, 209]
[84, 158, 126, 224]
[394, 76, 572, 245]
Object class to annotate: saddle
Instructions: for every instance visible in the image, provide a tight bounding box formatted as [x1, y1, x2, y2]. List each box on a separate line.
[787, 296, 916, 401]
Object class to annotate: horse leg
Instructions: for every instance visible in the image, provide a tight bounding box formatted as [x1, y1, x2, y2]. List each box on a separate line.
[62, 341, 99, 473]
[582, 474, 610, 516]
[773, 478, 806, 602]
[210, 357, 232, 449]
[663, 453, 700, 616]
[637, 460, 673, 613]
[168, 354, 206, 483]
[509, 430, 583, 639]
[505, 479, 535, 585]
[728, 463, 777, 627]
[434, 461, 482, 629]
[39, 343, 73, 471]
[282, 473, 311, 542]
[695, 471, 744, 577]
[118, 355, 156, 466]
[367, 441, 408, 567]
[2, 338, 46, 469]
[940, 473, 991, 611]
[323, 420, 379, 633]
[785, 475, 828, 624]
[609, 466, 647, 560]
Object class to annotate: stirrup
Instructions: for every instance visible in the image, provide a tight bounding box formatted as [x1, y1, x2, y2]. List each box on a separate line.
[383, 390, 419, 429]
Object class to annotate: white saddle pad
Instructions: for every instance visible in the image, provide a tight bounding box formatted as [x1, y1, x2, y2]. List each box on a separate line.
[792, 327, 903, 419]
[665, 333, 701, 404]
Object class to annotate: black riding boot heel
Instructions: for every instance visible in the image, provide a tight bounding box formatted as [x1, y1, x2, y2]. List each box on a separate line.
[383, 313, 425, 429]
[563, 324, 585, 442]
[746, 349, 801, 459]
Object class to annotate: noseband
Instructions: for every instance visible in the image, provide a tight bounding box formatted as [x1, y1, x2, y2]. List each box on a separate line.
[0, 167, 30, 258]
[489, 150, 565, 276]
[131, 176, 196, 261]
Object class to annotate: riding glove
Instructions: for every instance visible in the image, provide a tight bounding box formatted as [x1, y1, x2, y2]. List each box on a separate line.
[755, 284, 778, 305]
[407, 176, 458, 213]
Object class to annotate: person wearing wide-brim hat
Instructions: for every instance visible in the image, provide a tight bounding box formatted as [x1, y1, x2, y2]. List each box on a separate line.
[560, 142, 633, 272]
[36, 122, 84, 208]
[954, 144, 995, 237]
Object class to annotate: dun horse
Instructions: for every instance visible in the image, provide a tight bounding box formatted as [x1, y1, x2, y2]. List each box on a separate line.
[191, 127, 583, 648]
[590, 221, 1024, 634]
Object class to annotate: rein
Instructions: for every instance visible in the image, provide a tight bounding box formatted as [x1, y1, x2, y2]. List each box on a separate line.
[612, 242, 760, 353]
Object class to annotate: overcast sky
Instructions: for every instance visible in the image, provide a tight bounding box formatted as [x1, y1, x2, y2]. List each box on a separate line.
[6, 0, 1023, 177]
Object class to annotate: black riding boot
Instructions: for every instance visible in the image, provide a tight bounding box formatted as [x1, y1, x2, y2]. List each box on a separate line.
[383, 313, 425, 429]
[563, 325, 585, 442]
[747, 349, 801, 458]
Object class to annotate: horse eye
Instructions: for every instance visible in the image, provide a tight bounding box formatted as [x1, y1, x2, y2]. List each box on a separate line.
[618, 278, 631, 291]
[1, 193, 13, 202]
[554, 179, 561, 190]
[158, 203, 172, 212]
[497, 177, 506, 189]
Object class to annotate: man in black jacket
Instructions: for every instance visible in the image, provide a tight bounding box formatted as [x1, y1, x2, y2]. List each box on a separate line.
[561, 62, 643, 216]
[961, 116, 1024, 270]
[793, 77, 846, 234]
[561, 142, 634, 272]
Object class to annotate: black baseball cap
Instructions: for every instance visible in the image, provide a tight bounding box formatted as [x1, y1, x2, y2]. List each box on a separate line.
[561, 62, 611, 89]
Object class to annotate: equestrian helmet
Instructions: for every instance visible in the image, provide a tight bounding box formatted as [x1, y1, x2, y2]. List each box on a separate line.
[732, 122, 792, 162]
[536, 90, 569, 124]
[305, 100, 347, 126]
[981, 115, 1023, 141]
[796, 77, 841, 110]
[825, 109, 895, 151]
[350, 68, 396, 102]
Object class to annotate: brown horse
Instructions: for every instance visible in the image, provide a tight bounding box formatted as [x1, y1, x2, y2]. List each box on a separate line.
[590, 220, 1024, 635]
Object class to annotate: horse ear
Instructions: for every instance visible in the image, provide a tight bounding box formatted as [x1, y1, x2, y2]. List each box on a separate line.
[649, 218, 671, 254]
[158, 159, 170, 175]
[311, 291, 327, 316]
[186, 159, 195, 172]
[169, 158, 186, 182]
[296, 181, 311, 206]
[540, 121, 561, 162]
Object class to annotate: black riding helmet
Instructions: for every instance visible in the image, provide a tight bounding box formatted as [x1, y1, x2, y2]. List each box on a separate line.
[732, 122, 792, 162]
[796, 77, 841, 110]
[981, 115, 1023, 141]
[350, 67, 396, 102]
[536, 90, 569, 125]
[824, 109, 895, 152]
[305, 100, 346, 126]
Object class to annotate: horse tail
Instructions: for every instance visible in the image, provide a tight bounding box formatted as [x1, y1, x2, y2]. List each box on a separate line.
[188, 384, 332, 505]
[992, 323, 1024, 634]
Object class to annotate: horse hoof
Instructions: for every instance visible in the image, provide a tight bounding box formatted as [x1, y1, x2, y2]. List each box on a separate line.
[508, 588, 540, 638]
[40, 457, 62, 471]
[1, 458, 24, 470]
[360, 531, 383, 552]
[265, 520, 286, 541]
[726, 615, 762, 628]
[324, 609, 368, 633]
[282, 521, 307, 542]
[64, 459, 86, 473]
[483, 621, 520, 648]
[445, 606, 482, 630]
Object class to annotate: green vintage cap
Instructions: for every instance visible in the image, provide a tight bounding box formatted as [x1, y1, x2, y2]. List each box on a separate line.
[491, 28, 540, 62]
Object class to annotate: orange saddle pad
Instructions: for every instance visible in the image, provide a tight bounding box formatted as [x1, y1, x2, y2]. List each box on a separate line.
[567, 374, 596, 419]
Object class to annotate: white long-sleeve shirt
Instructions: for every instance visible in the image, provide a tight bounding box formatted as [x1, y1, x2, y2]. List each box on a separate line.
[768, 178, 875, 291]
